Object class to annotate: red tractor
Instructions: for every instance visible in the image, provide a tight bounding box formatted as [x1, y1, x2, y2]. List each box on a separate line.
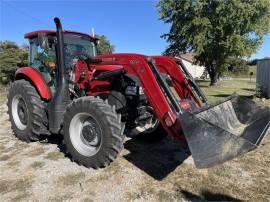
[7, 18, 270, 168]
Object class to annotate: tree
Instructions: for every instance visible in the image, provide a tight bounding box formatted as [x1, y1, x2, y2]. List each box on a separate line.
[96, 35, 115, 55]
[158, 0, 270, 85]
[247, 59, 258, 66]
[0, 41, 28, 84]
[227, 57, 249, 76]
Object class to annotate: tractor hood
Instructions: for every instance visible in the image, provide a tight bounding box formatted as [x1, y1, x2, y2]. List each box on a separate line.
[94, 64, 124, 72]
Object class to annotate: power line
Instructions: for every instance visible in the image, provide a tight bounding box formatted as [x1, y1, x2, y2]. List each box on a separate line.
[2, 1, 51, 27]
[1, 1, 96, 37]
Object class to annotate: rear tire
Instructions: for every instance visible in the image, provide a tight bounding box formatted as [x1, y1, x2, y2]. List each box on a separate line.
[7, 80, 49, 142]
[63, 96, 124, 168]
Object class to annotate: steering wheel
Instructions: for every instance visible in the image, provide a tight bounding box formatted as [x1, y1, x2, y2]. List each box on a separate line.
[70, 52, 89, 61]
[66, 52, 89, 70]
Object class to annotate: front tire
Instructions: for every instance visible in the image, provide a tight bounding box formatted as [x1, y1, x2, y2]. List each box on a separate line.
[7, 80, 49, 142]
[63, 97, 124, 168]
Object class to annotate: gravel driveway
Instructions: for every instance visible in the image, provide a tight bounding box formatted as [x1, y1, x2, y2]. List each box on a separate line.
[0, 89, 269, 201]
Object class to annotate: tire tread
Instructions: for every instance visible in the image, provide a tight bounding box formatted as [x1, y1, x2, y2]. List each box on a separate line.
[63, 96, 124, 168]
[7, 80, 49, 142]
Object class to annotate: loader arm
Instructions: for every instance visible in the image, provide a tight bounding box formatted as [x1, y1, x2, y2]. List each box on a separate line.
[96, 53, 270, 168]
[151, 56, 206, 106]
[96, 53, 186, 139]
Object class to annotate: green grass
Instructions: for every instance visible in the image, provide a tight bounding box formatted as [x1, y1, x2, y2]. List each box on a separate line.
[0, 85, 7, 104]
[44, 151, 64, 161]
[0, 176, 33, 195]
[30, 161, 45, 169]
[223, 65, 257, 78]
[56, 172, 85, 186]
[249, 65, 257, 76]
[26, 147, 45, 157]
[197, 79, 256, 103]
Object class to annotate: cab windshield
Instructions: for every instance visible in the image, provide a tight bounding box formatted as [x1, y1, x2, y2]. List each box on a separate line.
[64, 33, 97, 59]
[29, 33, 97, 69]
[29, 32, 97, 93]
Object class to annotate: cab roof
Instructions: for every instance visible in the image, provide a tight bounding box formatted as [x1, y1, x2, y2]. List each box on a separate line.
[24, 30, 98, 40]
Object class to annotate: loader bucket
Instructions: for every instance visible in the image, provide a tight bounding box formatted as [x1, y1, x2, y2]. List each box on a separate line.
[179, 95, 270, 168]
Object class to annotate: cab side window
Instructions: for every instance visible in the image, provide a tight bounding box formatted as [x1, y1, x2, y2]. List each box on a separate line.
[29, 38, 56, 70]
[29, 37, 57, 94]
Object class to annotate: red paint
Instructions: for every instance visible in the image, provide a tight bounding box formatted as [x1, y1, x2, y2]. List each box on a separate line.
[15, 53, 202, 140]
[152, 56, 203, 106]
[24, 30, 97, 40]
[95, 64, 123, 72]
[179, 101, 192, 110]
[15, 67, 52, 100]
[163, 112, 177, 127]
[95, 53, 189, 139]
[73, 59, 124, 95]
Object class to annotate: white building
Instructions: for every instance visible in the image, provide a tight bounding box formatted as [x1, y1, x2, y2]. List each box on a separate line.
[176, 53, 206, 79]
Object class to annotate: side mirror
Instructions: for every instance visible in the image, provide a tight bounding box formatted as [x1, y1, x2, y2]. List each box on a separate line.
[48, 35, 56, 44]
[95, 39, 100, 45]
[38, 33, 49, 49]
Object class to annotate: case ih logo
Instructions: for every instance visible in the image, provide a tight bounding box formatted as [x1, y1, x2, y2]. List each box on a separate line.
[130, 60, 140, 65]
[101, 57, 117, 62]
[180, 101, 191, 110]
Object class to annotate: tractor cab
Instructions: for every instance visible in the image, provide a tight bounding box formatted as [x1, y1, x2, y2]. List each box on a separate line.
[25, 30, 98, 93]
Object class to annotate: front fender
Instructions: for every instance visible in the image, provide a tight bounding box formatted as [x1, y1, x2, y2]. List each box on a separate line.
[15, 67, 52, 100]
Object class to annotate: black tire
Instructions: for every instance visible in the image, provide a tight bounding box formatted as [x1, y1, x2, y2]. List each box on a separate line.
[7, 80, 49, 142]
[63, 96, 125, 168]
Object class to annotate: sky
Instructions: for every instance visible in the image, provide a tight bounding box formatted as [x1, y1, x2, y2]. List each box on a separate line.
[0, 0, 269, 59]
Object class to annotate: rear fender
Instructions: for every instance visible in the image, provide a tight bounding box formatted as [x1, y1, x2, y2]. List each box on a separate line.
[15, 67, 52, 100]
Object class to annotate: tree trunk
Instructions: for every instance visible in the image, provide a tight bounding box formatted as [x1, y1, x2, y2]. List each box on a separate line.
[210, 73, 218, 86]
[208, 67, 219, 86]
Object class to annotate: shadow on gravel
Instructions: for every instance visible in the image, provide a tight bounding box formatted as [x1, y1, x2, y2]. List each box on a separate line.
[123, 136, 190, 180]
[42, 135, 71, 157]
[42, 133, 191, 180]
[180, 190, 243, 201]
[44, 134, 63, 146]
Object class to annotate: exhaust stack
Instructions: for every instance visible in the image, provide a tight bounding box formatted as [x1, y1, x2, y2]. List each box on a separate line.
[48, 17, 70, 134]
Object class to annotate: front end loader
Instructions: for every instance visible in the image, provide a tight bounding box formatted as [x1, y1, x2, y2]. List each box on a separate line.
[7, 18, 270, 169]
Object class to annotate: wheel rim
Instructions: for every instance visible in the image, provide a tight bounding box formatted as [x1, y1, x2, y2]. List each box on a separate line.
[12, 94, 28, 130]
[69, 113, 102, 157]
[138, 117, 159, 134]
